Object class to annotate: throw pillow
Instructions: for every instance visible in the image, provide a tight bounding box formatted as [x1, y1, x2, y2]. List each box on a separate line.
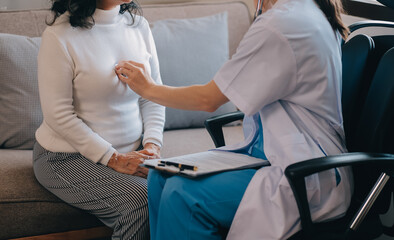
[0, 33, 42, 149]
[151, 12, 237, 130]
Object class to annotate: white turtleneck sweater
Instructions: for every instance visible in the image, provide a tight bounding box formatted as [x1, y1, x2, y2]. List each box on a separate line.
[36, 6, 165, 165]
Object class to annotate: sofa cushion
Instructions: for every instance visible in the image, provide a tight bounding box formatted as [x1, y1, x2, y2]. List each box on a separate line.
[0, 33, 43, 150]
[0, 149, 103, 239]
[151, 12, 237, 130]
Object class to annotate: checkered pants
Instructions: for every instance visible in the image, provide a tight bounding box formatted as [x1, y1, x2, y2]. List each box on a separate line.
[33, 142, 149, 240]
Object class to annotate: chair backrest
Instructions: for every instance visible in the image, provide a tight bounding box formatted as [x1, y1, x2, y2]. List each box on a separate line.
[348, 47, 394, 238]
[341, 34, 375, 151]
[343, 21, 394, 153]
[344, 21, 394, 222]
[355, 47, 394, 154]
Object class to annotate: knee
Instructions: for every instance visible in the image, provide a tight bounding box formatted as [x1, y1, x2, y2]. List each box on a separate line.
[118, 179, 149, 218]
[160, 176, 199, 205]
[116, 190, 149, 225]
[148, 169, 162, 186]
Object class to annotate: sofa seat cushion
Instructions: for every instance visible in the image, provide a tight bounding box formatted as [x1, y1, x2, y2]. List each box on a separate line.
[0, 150, 104, 239]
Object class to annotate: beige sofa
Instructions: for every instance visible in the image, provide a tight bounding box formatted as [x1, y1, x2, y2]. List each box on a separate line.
[0, 1, 251, 239]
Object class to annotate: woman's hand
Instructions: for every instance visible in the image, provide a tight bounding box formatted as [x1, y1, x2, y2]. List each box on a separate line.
[115, 60, 154, 98]
[107, 151, 150, 178]
[137, 142, 161, 159]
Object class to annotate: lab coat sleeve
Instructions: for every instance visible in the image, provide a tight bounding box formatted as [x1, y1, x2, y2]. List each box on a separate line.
[214, 24, 297, 116]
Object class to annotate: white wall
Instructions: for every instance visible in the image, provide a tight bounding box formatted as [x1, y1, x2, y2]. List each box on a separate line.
[0, 0, 51, 10]
[0, 0, 255, 12]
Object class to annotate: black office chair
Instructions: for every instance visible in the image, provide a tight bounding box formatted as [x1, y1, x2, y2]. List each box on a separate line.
[285, 46, 394, 240]
[285, 21, 394, 240]
[204, 21, 394, 240]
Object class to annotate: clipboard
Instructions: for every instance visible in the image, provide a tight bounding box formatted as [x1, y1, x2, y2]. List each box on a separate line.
[142, 150, 270, 178]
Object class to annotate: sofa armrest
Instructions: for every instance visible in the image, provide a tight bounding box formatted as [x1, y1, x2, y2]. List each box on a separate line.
[204, 111, 244, 148]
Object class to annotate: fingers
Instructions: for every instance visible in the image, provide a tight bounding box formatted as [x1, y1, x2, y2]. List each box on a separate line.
[138, 151, 160, 160]
[136, 149, 154, 155]
[138, 144, 161, 159]
[139, 166, 149, 176]
[136, 149, 158, 159]
[133, 151, 153, 159]
[115, 63, 144, 85]
[133, 167, 149, 178]
[140, 154, 158, 160]
[117, 60, 145, 69]
[116, 61, 144, 75]
[125, 151, 156, 161]
[115, 66, 137, 79]
[109, 152, 151, 177]
[115, 66, 130, 82]
[125, 61, 144, 71]
[133, 172, 146, 178]
[146, 153, 160, 159]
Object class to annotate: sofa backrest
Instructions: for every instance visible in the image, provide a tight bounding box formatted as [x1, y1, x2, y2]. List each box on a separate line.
[0, 1, 251, 56]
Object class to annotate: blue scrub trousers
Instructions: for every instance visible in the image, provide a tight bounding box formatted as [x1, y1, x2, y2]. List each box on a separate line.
[148, 168, 257, 240]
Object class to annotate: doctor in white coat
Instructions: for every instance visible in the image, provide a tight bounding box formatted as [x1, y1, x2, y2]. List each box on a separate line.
[115, 0, 353, 238]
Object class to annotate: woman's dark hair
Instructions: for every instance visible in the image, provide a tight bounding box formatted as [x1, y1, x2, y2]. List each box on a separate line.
[313, 0, 349, 39]
[47, 0, 142, 28]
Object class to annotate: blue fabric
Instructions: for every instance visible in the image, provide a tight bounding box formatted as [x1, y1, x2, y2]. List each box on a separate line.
[233, 113, 267, 160]
[335, 168, 341, 186]
[148, 169, 257, 240]
[250, 114, 267, 159]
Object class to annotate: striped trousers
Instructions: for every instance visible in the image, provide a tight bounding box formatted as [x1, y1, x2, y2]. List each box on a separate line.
[33, 142, 149, 240]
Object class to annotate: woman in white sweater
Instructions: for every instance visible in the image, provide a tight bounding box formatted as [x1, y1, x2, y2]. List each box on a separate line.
[33, 0, 165, 239]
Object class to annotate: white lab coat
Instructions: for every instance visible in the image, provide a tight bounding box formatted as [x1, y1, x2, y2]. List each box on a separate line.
[213, 0, 353, 238]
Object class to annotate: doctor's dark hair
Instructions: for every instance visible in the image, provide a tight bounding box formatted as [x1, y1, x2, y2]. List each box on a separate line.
[313, 0, 349, 39]
[47, 0, 142, 28]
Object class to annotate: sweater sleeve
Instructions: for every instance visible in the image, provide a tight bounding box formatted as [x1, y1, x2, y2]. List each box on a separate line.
[37, 30, 116, 163]
[139, 20, 165, 147]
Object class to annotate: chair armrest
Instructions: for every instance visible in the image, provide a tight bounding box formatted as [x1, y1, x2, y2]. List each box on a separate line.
[377, 0, 394, 9]
[204, 111, 244, 148]
[349, 20, 394, 33]
[284, 152, 394, 238]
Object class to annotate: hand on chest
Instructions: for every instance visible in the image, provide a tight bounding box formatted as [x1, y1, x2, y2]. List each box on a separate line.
[71, 32, 152, 98]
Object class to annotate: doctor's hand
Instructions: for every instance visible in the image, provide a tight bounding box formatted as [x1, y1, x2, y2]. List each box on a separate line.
[107, 151, 150, 178]
[115, 60, 155, 98]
